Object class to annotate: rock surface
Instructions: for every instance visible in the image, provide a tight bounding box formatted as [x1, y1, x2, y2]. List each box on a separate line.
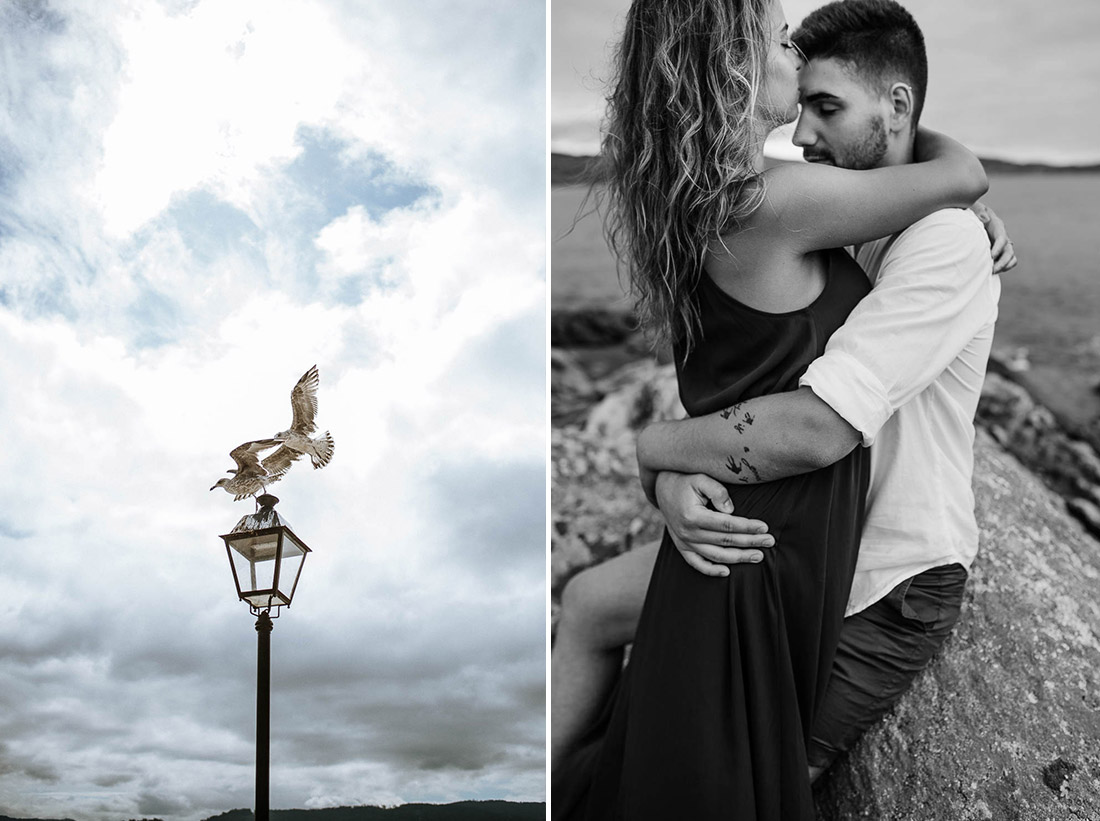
[551, 349, 1100, 819]
[813, 431, 1100, 820]
[979, 365, 1100, 541]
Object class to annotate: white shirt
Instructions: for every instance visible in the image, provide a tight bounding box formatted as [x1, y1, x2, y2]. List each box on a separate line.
[799, 208, 1001, 617]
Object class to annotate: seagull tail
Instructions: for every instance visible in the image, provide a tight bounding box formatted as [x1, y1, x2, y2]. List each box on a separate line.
[310, 431, 335, 469]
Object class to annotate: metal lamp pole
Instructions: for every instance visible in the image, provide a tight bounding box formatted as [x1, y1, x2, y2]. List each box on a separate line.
[255, 609, 273, 821]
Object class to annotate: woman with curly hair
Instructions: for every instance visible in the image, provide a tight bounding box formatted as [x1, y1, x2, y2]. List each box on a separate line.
[552, 0, 987, 818]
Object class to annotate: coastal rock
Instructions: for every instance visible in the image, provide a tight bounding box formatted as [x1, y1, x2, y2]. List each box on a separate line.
[584, 360, 682, 445]
[551, 349, 602, 426]
[550, 425, 665, 614]
[550, 308, 639, 348]
[549, 360, 676, 613]
[1066, 497, 1100, 539]
[979, 371, 1100, 539]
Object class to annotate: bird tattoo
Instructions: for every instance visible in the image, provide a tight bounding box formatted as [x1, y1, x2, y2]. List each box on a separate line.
[211, 365, 335, 502]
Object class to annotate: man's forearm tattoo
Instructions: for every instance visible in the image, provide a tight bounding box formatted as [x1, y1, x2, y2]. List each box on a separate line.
[720, 403, 760, 482]
[719, 402, 755, 434]
[725, 446, 761, 483]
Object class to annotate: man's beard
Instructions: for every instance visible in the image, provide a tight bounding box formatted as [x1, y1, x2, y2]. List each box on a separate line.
[806, 114, 889, 170]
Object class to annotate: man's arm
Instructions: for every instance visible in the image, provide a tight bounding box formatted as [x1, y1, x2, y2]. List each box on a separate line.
[637, 387, 859, 500]
[639, 209, 999, 495]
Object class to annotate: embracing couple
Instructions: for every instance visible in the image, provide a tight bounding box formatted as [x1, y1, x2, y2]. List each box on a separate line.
[551, 0, 1015, 818]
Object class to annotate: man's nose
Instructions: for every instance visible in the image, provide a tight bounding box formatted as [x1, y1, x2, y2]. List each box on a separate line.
[792, 113, 815, 148]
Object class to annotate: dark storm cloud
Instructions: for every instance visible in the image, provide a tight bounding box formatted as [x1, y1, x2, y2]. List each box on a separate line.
[0, 742, 62, 783]
[138, 792, 192, 817]
[278, 656, 544, 773]
[229, 580, 544, 779]
[93, 772, 135, 788]
[0, 601, 105, 663]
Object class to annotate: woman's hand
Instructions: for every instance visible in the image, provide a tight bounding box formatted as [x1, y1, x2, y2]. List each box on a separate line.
[971, 201, 1018, 274]
[654, 472, 775, 577]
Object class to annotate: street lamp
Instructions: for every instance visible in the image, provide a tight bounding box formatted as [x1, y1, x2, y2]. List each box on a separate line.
[220, 493, 311, 821]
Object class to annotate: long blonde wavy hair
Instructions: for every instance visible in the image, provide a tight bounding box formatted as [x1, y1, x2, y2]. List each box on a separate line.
[599, 0, 778, 354]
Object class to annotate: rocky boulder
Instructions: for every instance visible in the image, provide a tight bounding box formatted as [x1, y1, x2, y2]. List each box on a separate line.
[979, 370, 1100, 540]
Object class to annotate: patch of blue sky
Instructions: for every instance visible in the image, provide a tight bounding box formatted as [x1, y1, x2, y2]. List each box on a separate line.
[125, 283, 183, 349]
[0, 136, 25, 199]
[332, 272, 378, 308]
[0, 243, 80, 320]
[156, 187, 264, 268]
[254, 126, 436, 309]
[285, 125, 437, 231]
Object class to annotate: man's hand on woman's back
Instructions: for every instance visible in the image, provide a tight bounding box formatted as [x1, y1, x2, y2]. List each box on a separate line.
[654, 472, 775, 577]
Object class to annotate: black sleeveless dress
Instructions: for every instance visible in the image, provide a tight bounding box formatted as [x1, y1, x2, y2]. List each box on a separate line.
[555, 249, 872, 821]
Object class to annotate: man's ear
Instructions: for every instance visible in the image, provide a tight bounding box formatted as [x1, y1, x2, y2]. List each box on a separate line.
[888, 82, 914, 133]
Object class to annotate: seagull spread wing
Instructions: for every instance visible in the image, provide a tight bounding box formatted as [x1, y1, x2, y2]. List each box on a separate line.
[229, 439, 283, 478]
[288, 365, 320, 435]
[261, 444, 303, 478]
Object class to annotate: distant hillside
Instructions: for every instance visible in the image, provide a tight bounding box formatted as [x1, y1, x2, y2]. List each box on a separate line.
[550, 151, 1100, 186]
[979, 157, 1100, 174]
[550, 153, 602, 186]
[205, 801, 545, 821]
[0, 801, 544, 821]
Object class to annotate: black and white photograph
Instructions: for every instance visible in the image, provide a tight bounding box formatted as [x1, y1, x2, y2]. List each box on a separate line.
[0, 1, 545, 819]
[551, 0, 1100, 818]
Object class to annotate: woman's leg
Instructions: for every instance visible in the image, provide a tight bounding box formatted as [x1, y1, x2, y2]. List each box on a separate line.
[550, 540, 659, 769]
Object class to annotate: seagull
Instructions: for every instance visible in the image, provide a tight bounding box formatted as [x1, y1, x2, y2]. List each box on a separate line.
[271, 364, 335, 470]
[210, 438, 293, 501]
[210, 365, 335, 502]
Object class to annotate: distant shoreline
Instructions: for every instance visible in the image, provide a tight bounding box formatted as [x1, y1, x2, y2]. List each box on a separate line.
[551, 152, 1100, 186]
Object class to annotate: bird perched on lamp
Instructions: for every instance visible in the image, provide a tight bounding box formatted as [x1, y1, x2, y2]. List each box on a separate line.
[211, 365, 335, 503]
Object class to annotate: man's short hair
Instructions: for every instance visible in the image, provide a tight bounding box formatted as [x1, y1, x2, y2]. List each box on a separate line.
[794, 0, 928, 125]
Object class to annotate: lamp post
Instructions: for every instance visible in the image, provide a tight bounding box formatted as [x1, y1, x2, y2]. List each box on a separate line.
[220, 494, 311, 821]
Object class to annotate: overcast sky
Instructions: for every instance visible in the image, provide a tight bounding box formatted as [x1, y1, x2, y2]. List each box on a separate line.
[0, 1, 545, 818]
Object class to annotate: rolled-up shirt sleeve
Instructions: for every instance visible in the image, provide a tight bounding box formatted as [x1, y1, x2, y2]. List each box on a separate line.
[799, 209, 999, 446]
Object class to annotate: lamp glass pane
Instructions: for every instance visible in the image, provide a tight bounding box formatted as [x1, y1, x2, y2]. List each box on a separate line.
[227, 531, 281, 595]
[280, 550, 305, 602]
